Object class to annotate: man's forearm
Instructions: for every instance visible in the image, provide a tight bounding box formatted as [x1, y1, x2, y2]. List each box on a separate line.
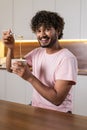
[6, 48, 14, 72]
[27, 75, 59, 105]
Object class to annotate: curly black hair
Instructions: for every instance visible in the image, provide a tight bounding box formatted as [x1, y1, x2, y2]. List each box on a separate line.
[30, 10, 65, 39]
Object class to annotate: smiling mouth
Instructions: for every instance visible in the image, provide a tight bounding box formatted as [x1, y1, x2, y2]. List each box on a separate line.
[40, 39, 49, 45]
[41, 39, 48, 42]
[40, 37, 49, 42]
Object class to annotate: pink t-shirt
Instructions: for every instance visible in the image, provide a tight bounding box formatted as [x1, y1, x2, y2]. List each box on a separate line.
[25, 47, 78, 112]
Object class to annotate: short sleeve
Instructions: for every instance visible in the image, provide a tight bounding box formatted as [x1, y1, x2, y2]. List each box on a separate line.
[55, 57, 78, 84]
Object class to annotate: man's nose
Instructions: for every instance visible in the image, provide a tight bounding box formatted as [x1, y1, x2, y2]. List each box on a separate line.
[40, 31, 46, 37]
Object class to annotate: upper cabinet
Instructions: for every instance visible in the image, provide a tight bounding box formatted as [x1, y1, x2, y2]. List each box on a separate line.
[80, 0, 87, 39]
[55, 0, 81, 39]
[32, 0, 56, 13]
[31, 0, 56, 39]
[0, 0, 87, 39]
[0, 0, 13, 39]
[13, 0, 33, 40]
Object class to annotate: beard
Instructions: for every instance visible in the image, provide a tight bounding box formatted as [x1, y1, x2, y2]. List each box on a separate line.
[38, 33, 58, 48]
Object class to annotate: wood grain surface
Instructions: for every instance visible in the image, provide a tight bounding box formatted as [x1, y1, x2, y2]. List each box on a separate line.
[0, 100, 87, 130]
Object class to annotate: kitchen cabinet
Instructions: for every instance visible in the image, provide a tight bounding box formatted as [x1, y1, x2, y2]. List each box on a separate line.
[13, 0, 81, 39]
[73, 75, 87, 116]
[0, 0, 13, 39]
[55, 0, 81, 39]
[1, 0, 87, 39]
[0, 70, 33, 104]
[80, 0, 87, 38]
[13, 0, 33, 40]
[0, 70, 6, 100]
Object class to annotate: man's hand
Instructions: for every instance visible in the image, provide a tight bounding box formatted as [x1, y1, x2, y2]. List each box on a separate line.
[2, 29, 15, 49]
[11, 61, 32, 81]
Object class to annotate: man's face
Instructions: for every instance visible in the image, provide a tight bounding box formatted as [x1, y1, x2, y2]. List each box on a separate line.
[36, 26, 58, 48]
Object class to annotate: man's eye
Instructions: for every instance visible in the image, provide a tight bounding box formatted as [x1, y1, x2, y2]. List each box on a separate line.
[46, 28, 51, 31]
[37, 30, 41, 33]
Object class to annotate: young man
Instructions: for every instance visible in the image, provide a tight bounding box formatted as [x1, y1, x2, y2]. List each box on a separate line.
[2, 10, 78, 113]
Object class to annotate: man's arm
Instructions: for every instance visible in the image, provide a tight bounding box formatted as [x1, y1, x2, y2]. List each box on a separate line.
[2, 29, 15, 72]
[6, 48, 14, 72]
[27, 75, 73, 106]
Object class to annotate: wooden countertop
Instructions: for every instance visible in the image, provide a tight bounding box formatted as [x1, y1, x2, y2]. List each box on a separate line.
[0, 100, 87, 130]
